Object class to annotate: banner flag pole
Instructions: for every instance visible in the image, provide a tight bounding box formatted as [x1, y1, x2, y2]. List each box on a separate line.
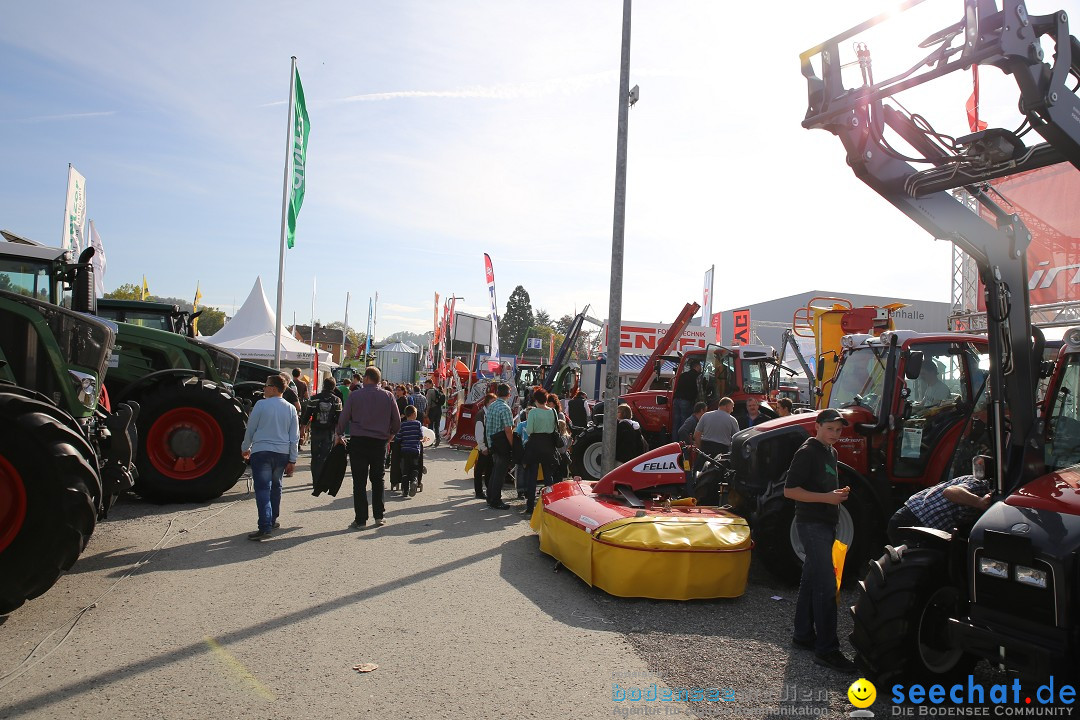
[274, 56, 298, 369]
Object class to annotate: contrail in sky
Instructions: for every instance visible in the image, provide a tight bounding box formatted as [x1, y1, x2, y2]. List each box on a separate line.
[339, 71, 617, 102]
[21, 111, 116, 122]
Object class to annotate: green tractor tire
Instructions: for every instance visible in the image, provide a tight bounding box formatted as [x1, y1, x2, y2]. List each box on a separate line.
[133, 379, 247, 503]
[0, 392, 101, 614]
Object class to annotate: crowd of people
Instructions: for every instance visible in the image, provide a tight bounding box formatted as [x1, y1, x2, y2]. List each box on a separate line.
[241, 366, 449, 536]
[238, 364, 996, 678]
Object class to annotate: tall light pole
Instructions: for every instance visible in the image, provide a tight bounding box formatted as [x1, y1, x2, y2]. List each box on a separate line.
[602, 0, 633, 475]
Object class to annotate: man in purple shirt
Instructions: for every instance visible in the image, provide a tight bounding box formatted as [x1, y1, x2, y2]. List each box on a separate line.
[336, 366, 401, 528]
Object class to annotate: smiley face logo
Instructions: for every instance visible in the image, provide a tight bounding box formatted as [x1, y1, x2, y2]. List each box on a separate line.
[848, 678, 876, 708]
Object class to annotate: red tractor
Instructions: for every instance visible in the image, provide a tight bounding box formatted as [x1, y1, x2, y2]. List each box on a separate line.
[721, 329, 989, 583]
[798, 0, 1080, 684]
[573, 340, 777, 481]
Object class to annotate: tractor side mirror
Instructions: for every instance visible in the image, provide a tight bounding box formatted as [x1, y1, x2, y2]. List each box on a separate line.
[905, 351, 924, 380]
[816, 357, 825, 382]
[72, 247, 97, 315]
[188, 310, 204, 338]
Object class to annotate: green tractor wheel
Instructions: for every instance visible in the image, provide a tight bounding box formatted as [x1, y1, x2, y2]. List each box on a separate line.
[133, 380, 246, 503]
[0, 392, 101, 614]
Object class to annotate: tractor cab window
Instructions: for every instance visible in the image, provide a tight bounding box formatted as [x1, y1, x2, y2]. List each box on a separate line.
[741, 359, 769, 395]
[0, 258, 53, 303]
[893, 342, 984, 479]
[829, 346, 887, 417]
[1046, 355, 1080, 471]
[517, 367, 539, 390]
[702, 344, 736, 407]
[114, 311, 173, 332]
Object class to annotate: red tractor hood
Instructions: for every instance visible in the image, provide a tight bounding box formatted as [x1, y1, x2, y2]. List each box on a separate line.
[1005, 466, 1080, 516]
[592, 442, 686, 495]
[749, 406, 877, 434]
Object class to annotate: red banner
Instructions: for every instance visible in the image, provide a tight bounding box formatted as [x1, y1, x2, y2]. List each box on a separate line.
[975, 165, 1080, 308]
[710, 312, 722, 343]
[732, 309, 750, 346]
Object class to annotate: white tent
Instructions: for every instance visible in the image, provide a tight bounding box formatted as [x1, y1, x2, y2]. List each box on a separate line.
[206, 276, 333, 366]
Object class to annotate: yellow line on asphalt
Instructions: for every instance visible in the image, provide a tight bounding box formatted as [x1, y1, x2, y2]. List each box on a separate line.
[204, 636, 275, 700]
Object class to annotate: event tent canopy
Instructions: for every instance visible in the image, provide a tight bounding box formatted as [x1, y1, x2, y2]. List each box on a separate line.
[205, 276, 333, 366]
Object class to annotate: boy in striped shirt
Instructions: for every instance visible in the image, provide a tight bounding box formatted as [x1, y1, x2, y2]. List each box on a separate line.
[397, 405, 424, 497]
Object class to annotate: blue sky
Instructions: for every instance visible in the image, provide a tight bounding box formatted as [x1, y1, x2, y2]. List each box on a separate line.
[2, 0, 1065, 338]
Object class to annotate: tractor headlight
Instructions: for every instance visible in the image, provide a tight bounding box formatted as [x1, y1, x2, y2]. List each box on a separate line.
[978, 557, 1009, 579]
[1014, 565, 1048, 589]
[68, 370, 98, 408]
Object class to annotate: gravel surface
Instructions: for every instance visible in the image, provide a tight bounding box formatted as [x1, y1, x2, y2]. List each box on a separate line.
[0, 445, 1003, 719]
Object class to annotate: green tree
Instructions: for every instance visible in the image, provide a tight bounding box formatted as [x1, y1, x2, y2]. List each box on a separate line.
[500, 285, 534, 356]
[325, 321, 363, 351]
[195, 307, 226, 336]
[534, 308, 551, 328]
[384, 330, 432, 347]
[103, 282, 227, 336]
[104, 283, 141, 300]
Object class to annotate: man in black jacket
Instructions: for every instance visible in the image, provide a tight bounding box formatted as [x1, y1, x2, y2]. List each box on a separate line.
[301, 377, 342, 488]
[568, 391, 590, 428]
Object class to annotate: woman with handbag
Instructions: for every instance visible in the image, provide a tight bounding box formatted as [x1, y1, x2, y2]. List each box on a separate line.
[521, 389, 561, 516]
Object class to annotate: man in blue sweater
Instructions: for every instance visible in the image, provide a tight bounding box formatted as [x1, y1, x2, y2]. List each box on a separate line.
[242, 374, 300, 541]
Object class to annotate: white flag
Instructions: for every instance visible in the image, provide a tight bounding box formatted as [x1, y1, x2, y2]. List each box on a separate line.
[89, 220, 106, 297]
[702, 265, 714, 327]
[62, 165, 87, 255]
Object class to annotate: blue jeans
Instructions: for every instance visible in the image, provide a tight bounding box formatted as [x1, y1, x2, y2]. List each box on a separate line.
[672, 398, 694, 442]
[250, 451, 289, 532]
[793, 522, 840, 655]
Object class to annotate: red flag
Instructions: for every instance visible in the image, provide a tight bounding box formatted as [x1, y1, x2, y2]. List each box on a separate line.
[433, 293, 441, 344]
[447, 296, 457, 342]
[314, 348, 319, 379]
[732, 309, 751, 346]
[966, 65, 987, 133]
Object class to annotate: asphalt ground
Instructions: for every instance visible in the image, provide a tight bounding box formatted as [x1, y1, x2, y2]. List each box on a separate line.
[0, 445, 981, 719]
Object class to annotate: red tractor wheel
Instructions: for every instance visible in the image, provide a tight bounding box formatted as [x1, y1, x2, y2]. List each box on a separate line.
[0, 392, 100, 614]
[134, 381, 246, 503]
[145, 406, 225, 481]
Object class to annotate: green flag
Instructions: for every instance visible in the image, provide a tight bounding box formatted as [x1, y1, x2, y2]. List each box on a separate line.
[287, 67, 310, 249]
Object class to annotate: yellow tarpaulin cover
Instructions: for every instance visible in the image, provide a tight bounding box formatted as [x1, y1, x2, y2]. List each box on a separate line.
[532, 506, 752, 600]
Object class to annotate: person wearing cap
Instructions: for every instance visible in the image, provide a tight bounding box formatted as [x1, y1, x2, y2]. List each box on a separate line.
[672, 357, 703, 441]
[783, 408, 856, 672]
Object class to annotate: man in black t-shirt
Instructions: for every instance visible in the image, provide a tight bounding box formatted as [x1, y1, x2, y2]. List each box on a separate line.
[671, 358, 702, 441]
[783, 408, 856, 673]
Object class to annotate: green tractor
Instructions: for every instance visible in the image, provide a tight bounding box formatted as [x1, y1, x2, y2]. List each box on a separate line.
[0, 255, 137, 612]
[97, 297, 278, 406]
[0, 239, 247, 505]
